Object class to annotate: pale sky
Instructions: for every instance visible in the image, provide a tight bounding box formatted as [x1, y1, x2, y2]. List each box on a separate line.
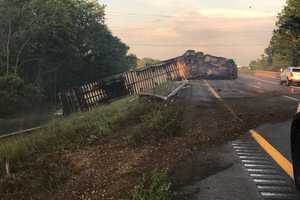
[100, 0, 287, 65]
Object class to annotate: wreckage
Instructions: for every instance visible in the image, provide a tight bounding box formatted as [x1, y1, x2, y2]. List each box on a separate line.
[184, 50, 238, 80]
[154, 50, 238, 80]
[61, 50, 238, 114]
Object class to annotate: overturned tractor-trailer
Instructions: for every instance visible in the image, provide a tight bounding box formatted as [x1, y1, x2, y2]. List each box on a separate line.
[184, 50, 238, 80]
[61, 50, 237, 114]
[163, 50, 238, 80]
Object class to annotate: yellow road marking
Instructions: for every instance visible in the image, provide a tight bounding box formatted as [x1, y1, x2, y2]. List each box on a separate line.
[204, 80, 222, 100]
[204, 80, 243, 122]
[204, 79, 294, 178]
[250, 129, 294, 179]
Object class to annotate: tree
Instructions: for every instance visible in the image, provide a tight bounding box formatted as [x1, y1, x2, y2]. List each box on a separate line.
[264, 0, 300, 69]
[0, 0, 38, 75]
[0, 0, 135, 97]
[249, 54, 269, 70]
[136, 57, 161, 68]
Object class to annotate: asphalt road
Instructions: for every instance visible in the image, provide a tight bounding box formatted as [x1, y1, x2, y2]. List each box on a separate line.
[188, 74, 300, 100]
[182, 73, 300, 200]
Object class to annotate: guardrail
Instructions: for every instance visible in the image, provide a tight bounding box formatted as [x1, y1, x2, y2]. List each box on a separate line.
[0, 126, 42, 140]
[254, 70, 280, 80]
[139, 80, 189, 100]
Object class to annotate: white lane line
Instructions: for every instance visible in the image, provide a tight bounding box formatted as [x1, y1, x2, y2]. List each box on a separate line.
[240, 75, 279, 85]
[204, 80, 243, 122]
[283, 96, 299, 102]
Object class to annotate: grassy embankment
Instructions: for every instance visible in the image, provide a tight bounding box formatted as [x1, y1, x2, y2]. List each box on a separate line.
[0, 96, 182, 199]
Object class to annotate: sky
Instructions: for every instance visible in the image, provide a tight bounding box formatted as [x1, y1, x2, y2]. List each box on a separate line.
[100, 0, 287, 66]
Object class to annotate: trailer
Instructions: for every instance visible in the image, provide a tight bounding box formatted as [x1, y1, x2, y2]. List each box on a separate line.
[182, 50, 238, 80]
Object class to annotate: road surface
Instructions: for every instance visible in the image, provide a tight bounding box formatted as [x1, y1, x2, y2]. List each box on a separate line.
[179, 73, 300, 200]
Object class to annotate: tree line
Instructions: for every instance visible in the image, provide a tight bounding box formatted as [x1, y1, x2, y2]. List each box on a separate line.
[0, 0, 139, 115]
[136, 57, 161, 68]
[249, 0, 300, 71]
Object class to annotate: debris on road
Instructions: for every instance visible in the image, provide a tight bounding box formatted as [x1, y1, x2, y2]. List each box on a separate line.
[139, 80, 189, 101]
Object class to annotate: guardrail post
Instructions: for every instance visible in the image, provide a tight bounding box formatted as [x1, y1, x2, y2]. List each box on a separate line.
[5, 158, 10, 177]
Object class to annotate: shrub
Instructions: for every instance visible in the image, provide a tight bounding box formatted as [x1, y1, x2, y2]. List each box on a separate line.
[142, 104, 183, 138]
[0, 75, 44, 116]
[127, 101, 184, 145]
[131, 170, 173, 200]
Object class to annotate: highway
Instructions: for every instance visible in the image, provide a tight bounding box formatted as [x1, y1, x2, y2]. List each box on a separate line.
[179, 73, 300, 200]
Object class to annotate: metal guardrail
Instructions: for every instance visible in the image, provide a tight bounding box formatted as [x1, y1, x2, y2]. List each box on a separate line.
[255, 70, 280, 80]
[0, 81, 189, 141]
[139, 80, 189, 100]
[0, 126, 43, 140]
[0, 82, 189, 140]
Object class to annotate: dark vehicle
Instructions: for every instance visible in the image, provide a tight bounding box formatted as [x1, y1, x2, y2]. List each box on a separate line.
[291, 104, 300, 189]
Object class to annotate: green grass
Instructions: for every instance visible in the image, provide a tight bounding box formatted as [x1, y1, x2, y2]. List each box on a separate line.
[0, 96, 184, 175]
[126, 100, 184, 145]
[0, 96, 184, 199]
[130, 170, 173, 200]
[0, 96, 143, 175]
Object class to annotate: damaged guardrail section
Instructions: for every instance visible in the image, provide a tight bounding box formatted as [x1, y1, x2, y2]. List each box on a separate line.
[60, 60, 189, 114]
[139, 80, 189, 101]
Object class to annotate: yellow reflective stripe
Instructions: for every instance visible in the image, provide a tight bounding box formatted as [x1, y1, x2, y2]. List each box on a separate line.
[250, 129, 294, 179]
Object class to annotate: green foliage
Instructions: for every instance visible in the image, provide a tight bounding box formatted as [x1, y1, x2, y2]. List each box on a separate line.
[127, 54, 139, 69]
[142, 104, 182, 137]
[0, 0, 136, 98]
[137, 58, 161, 69]
[131, 170, 173, 200]
[0, 75, 44, 116]
[249, 54, 270, 70]
[127, 101, 183, 145]
[256, 0, 300, 70]
[271, 53, 290, 69]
